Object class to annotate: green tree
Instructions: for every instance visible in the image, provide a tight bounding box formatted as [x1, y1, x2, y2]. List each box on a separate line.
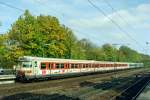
[75, 39, 97, 60]
[0, 34, 5, 67]
[62, 26, 77, 59]
[140, 54, 150, 67]
[101, 44, 116, 61]
[119, 46, 142, 62]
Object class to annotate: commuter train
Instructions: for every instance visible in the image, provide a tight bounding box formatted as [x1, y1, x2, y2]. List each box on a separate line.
[16, 56, 144, 81]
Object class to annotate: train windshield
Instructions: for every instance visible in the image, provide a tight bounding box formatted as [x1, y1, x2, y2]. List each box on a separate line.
[22, 61, 32, 68]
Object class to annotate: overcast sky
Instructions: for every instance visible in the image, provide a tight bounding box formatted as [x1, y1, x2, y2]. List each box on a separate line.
[0, 0, 150, 54]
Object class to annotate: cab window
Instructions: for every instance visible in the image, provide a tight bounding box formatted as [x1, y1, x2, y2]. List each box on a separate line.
[22, 61, 32, 68]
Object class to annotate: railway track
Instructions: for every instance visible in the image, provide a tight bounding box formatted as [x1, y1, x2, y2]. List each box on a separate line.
[0, 68, 149, 100]
[0, 75, 15, 85]
[114, 73, 150, 100]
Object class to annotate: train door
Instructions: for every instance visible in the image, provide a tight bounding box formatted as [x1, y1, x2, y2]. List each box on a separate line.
[41, 62, 47, 76]
[65, 63, 69, 73]
[48, 63, 53, 75]
[60, 63, 65, 74]
[64, 63, 69, 73]
[32, 60, 38, 77]
[50, 63, 56, 75]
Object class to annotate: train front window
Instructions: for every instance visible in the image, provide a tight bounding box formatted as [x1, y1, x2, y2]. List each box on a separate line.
[22, 61, 32, 68]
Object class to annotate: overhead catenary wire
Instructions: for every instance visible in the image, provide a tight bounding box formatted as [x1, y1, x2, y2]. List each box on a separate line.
[0, 0, 127, 45]
[35, 0, 65, 19]
[34, 1, 107, 43]
[103, 0, 144, 46]
[103, 0, 132, 27]
[103, 0, 146, 51]
[0, 1, 24, 12]
[0, 0, 146, 52]
[0, 1, 101, 43]
[87, 0, 145, 50]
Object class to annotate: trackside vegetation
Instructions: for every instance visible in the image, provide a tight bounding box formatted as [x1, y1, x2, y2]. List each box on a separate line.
[0, 10, 149, 68]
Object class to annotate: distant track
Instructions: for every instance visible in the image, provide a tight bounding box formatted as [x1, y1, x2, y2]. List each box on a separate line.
[0, 75, 15, 85]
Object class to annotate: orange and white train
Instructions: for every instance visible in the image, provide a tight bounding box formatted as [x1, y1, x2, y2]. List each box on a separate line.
[16, 56, 143, 81]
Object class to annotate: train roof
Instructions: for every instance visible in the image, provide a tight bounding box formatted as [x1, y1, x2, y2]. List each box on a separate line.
[18, 56, 143, 64]
[19, 56, 95, 63]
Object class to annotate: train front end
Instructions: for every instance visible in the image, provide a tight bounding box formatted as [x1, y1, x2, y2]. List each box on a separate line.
[16, 57, 34, 81]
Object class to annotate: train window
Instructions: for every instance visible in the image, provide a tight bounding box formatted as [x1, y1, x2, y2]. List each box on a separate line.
[95, 64, 98, 68]
[108, 64, 109, 67]
[98, 64, 100, 67]
[106, 64, 109, 67]
[83, 64, 86, 68]
[99, 64, 102, 67]
[41, 63, 46, 69]
[92, 64, 95, 68]
[91, 64, 94, 68]
[86, 64, 88, 68]
[89, 64, 91, 68]
[51, 63, 55, 69]
[100, 64, 102, 67]
[103, 64, 105, 67]
[79, 64, 82, 68]
[49, 63, 51, 69]
[56, 64, 60, 69]
[68, 64, 71, 69]
[60, 64, 64, 68]
[71, 64, 74, 68]
[74, 64, 78, 68]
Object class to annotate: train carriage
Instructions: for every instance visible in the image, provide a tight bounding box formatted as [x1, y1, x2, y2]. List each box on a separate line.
[16, 56, 144, 81]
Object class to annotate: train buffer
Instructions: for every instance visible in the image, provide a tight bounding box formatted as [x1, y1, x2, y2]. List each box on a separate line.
[0, 75, 16, 84]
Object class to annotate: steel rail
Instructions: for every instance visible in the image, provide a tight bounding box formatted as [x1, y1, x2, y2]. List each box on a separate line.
[110, 74, 150, 100]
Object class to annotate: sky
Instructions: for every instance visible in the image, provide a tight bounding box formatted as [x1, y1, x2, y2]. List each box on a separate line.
[0, 0, 150, 55]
